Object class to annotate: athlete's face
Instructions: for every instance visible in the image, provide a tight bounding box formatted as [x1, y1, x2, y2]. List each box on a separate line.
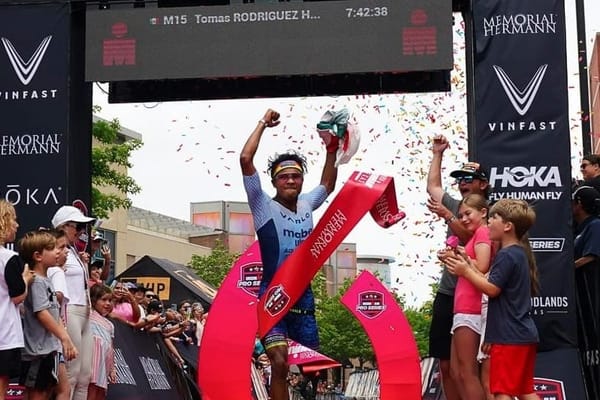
[273, 168, 304, 200]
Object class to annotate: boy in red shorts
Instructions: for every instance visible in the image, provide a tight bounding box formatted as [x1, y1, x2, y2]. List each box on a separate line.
[445, 199, 540, 400]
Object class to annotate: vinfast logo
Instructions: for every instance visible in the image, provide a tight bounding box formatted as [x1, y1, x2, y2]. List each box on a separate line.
[487, 65, 557, 133]
[488, 166, 564, 202]
[494, 64, 547, 116]
[1, 35, 52, 85]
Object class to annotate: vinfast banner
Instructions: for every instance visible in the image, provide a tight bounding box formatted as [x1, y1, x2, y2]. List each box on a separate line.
[85, 0, 452, 82]
[0, 3, 69, 238]
[471, 0, 585, 397]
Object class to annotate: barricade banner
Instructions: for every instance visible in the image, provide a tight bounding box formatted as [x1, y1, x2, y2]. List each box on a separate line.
[420, 357, 444, 400]
[340, 270, 421, 400]
[575, 266, 600, 398]
[471, 0, 585, 396]
[108, 321, 182, 400]
[534, 348, 587, 399]
[257, 171, 405, 337]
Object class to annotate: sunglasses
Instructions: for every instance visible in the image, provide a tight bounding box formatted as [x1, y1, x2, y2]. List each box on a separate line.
[580, 163, 591, 170]
[276, 173, 303, 182]
[455, 176, 476, 184]
[146, 294, 158, 299]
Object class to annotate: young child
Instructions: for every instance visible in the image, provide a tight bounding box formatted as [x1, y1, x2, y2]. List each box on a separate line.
[19, 230, 78, 400]
[445, 199, 540, 400]
[439, 194, 492, 400]
[0, 200, 31, 398]
[47, 228, 71, 400]
[88, 284, 116, 400]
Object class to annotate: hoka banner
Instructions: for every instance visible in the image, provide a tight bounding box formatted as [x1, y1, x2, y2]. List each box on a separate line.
[471, 0, 586, 397]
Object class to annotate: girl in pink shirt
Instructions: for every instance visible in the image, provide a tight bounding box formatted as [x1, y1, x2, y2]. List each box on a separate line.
[440, 194, 492, 400]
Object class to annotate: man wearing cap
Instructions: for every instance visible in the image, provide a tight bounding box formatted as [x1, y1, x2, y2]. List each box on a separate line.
[90, 231, 111, 282]
[240, 109, 338, 400]
[426, 134, 490, 400]
[51, 205, 95, 400]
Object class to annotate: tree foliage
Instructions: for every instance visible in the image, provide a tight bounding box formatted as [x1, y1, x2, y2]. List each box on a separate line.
[91, 107, 143, 219]
[188, 241, 240, 287]
[314, 274, 375, 367]
[315, 273, 433, 364]
[403, 303, 432, 357]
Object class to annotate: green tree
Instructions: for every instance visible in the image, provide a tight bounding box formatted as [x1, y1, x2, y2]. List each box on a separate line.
[315, 275, 374, 367]
[403, 304, 432, 357]
[315, 272, 434, 366]
[188, 241, 239, 287]
[91, 108, 143, 219]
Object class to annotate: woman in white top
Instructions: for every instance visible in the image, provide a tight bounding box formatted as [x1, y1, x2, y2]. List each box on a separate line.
[0, 200, 32, 398]
[52, 205, 95, 400]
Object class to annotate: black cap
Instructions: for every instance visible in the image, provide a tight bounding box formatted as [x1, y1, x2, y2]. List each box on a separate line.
[450, 162, 488, 181]
[573, 185, 600, 212]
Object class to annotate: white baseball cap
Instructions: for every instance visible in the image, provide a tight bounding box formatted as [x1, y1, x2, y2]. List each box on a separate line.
[51, 205, 95, 228]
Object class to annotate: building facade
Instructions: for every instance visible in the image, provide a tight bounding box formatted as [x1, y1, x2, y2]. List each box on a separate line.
[590, 32, 600, 153]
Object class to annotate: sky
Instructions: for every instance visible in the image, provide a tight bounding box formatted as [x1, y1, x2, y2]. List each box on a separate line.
[93, 2, 599, 307]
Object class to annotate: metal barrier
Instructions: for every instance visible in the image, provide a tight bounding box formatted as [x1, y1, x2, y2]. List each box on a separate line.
[343, 369, 379, 400]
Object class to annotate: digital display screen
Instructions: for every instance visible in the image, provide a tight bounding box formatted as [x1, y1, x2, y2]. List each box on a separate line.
[86, 0, 452, 82]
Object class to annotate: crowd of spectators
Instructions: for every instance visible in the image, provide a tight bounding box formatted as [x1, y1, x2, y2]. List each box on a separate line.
[0, 203, 207, 400]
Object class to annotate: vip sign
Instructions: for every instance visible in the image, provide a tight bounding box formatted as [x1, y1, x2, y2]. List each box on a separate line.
[133, 277, 170, 300]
